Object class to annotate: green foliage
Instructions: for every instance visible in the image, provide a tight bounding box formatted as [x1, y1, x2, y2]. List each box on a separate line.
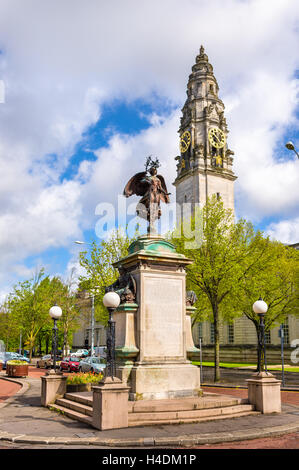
[78, 229, 137, 325]
[66, 372, 103, 385]
[171, 195, 298, 381]
[2, 268, 82, 359]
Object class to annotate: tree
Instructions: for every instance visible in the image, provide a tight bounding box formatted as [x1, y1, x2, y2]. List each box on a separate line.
[171, 195, 272, 382]
[7, 269, 52, 361]
[235, 241, 299, 370]
[78, 229, 136, 325]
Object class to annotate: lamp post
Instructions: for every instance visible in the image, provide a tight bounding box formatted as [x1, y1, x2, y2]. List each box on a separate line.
[253, 298, 268, 373]
[285, 141, 299, 159]
[74, 240, 98, 357]
[103, 291, 120, 379]
[49, 305, 62, 374]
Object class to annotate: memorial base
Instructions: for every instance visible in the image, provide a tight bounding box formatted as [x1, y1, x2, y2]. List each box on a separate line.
[129, 362, 201, 401]
[247, 372, 281, 414]
[92, 377, 130, 430]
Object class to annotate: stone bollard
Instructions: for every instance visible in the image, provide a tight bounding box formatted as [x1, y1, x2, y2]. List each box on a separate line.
[92, 376, 130, 430]
[41, 370, 67, 407]
[246, 372, 281, 414]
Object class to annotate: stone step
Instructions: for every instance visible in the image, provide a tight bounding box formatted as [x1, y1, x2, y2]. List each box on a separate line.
[129, 403, 255, 423]
[128, 410, 260, 427]
[64, 392, 93, 407]
[49, 403, 93, 426]
[128, 395, 249, 414]
[56, 397, 93, 417]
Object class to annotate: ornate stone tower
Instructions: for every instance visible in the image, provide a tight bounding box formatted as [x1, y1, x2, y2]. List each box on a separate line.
[174, 46, 237, 222]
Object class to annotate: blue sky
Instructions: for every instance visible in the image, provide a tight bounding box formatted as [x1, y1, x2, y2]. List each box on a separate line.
[0, 0, 298, 299]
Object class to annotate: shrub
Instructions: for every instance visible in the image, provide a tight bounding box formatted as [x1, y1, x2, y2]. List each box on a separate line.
[66, 372, 103, 385]
[7, 360, 28, 365]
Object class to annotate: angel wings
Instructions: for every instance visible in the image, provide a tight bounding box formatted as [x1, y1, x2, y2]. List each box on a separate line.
[123, 166, 170, 231]
[123, 171, 169, 203]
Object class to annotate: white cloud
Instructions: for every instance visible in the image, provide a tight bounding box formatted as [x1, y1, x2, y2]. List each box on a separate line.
[266, 217, 299, 245]
[0, 0, 298, 294]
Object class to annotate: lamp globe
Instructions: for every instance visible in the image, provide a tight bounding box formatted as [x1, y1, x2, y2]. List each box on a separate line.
[252, 299, 268, 315]
[49, 305, 62, 320]
[103, 292, 121, 309]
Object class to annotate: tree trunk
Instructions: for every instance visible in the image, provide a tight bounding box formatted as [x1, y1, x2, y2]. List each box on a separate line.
[213, 307, 221, 382]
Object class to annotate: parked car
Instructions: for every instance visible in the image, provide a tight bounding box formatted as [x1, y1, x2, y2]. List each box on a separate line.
[59, 356, 81, 373]
[71, 349, 89, 358]
[0, 352, 20, 369]
[36, 354, 61, 369]
[78, 356, 106, 374]
[11, 353, 30, 363]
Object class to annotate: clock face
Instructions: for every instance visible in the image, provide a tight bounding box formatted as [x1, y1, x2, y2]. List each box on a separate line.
[208, 127, 225, 149]
[180, 130, 191, 153]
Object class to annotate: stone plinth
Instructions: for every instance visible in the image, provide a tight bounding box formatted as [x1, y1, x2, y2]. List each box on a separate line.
[113, 235, 201, 400]
[247, 372, 281, 414]
[92, 377, 130, 430]
[41, 371, 67, 407]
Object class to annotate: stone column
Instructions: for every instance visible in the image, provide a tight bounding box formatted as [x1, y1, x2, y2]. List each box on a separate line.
[92, 377, 130, 430]
[41, 371, 67, 407]
[247, 372, 281, 414]
[114, 302, 139, 385]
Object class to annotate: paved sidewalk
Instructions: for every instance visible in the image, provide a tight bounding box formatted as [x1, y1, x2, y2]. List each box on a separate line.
[0, 373, 299, 448]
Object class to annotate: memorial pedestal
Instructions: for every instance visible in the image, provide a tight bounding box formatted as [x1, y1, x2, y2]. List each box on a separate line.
[92, 377, 130, 430]
[114, 235, 201, 400]
[247, 372, 281, 414]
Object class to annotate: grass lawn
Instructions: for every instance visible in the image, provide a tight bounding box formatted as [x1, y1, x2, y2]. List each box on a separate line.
[192, 361, 299, 373]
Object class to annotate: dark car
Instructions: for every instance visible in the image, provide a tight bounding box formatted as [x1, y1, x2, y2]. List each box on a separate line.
[59, 356, 80, 373]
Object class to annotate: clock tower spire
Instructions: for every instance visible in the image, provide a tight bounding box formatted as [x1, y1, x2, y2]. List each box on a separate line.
[174, 46, 237, 223]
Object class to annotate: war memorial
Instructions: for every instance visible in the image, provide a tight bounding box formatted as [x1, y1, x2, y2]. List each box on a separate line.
[40, 48, 283, 431]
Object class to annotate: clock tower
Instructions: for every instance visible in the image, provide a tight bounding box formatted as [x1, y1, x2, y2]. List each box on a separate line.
[174, 46, 237, 223]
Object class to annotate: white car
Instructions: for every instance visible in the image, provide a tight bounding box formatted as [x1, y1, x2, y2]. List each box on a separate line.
[71, 349, 89, 358]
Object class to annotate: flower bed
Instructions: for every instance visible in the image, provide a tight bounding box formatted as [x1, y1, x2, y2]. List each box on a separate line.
[66, 372, 104, 393]
[6, 360, 29, 377]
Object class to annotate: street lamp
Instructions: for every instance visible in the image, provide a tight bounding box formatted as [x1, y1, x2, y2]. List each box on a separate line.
[252, 298, 268, 373]
[285, 141, 299, 159]
[103, 291, 120, 379]
[74, 240, 98, 356]
[49, 305, 62, 374]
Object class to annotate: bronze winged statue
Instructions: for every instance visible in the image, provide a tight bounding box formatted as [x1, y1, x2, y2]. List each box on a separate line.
[123, 157, 170, 234]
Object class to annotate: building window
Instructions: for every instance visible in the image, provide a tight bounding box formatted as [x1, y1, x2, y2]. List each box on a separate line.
[216, 192, 220, 200]
[210, 323, 215, 344]
[209, 84, 214, 93]
[282, 318, 290, 344]
[228, 324, 234, 344]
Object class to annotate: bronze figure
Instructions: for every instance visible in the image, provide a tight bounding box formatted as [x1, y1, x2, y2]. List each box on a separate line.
[123, 156, 170, 234]
[105, 267, 137, 304]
